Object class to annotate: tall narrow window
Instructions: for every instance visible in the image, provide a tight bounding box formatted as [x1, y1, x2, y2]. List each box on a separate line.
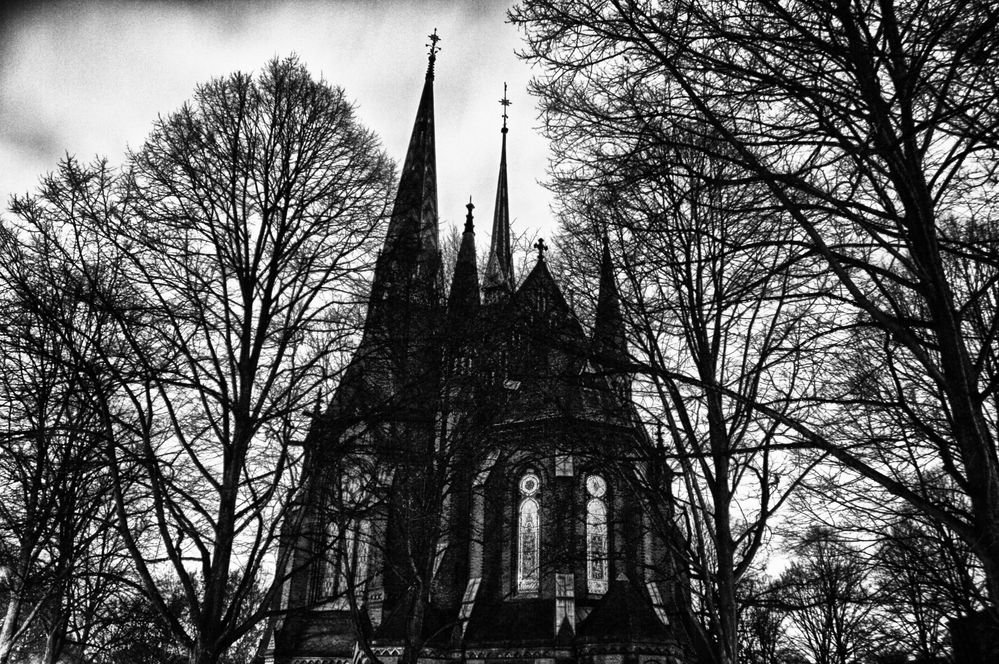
[353, 519, 370, 592]
[586, 475, 608, 594]
[322, 520, 342, 598]
[322, 518, 371, 605]
[518, 472, 541, 592]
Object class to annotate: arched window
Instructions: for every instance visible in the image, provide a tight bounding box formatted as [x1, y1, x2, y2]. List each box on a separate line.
[322, 518, 370, 603]
[586, 475, 608, 594]
[518, 472, 541, 592]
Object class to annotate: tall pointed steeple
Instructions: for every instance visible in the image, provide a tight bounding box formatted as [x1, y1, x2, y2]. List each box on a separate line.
[592, 235, 629, 397]
[483, 83, 514, 302]
[447, 198, 481, 321]
[368, 30, 444, 325]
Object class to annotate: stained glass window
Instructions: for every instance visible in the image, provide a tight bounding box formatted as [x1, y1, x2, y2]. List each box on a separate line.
[586, 475, 608, 594]
[518, 472, 540, 592]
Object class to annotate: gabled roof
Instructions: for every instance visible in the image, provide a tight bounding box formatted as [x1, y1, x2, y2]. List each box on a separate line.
[576, 575, 672, 644]
[489, 255, 637, 427]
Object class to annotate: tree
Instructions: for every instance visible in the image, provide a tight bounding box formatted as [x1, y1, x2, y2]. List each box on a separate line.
[0, 213, 132, 664]
[511, 0, 999, 617]
[874, 519, 966, 661]
[535, 88, 827, 663]
[5, 56, 395, 664]
[738, 574, 791, 664]
[778, 528, 882, 664]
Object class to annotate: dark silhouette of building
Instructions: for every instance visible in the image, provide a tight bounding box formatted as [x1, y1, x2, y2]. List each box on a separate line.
[261, 36, 692, 664]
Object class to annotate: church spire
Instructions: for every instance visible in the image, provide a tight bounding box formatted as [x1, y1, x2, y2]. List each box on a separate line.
[369, 30, 443, 312]
[592, 234, 628, 375]
[483, 83, 514, 302]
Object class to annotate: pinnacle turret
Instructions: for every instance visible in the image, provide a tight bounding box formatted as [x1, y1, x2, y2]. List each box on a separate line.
[592, 235, 629, 396]
[448, 198, 480, 322]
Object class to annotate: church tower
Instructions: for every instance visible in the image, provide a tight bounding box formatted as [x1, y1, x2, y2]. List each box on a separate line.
[263, 36, 693, 664]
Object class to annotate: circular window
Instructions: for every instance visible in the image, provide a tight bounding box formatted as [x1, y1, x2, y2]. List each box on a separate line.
[520, 473, 540, 496]
[586, 475, 607, 497]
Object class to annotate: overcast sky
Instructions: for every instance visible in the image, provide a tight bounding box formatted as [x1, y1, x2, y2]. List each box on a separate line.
[0, 0, 556, 247]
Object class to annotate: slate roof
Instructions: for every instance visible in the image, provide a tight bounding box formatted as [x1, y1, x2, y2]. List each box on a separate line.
[576, 576, 672, 644]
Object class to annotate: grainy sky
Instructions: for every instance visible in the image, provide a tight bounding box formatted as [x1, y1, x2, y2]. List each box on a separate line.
[0, 0, 556, 244]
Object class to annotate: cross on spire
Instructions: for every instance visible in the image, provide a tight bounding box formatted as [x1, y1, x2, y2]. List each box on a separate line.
[534, 238, 548, 261]
[500, 82, 511, 133]
[426, 28, 441, 77]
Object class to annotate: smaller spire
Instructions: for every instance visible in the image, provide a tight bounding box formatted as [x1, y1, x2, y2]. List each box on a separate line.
[593, 234, 629, 397]
[484, 83, 514, 301]
[426, 28, 441, 79]
[448, 197, 481, 328]
[465, 197, 475, 233]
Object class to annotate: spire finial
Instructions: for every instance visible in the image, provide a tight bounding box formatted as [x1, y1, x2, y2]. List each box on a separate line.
[465, 197, 475, 233]
[426, 28, 442, 78]
[534, 238, 548, 262]
[500, 82, 511, 134]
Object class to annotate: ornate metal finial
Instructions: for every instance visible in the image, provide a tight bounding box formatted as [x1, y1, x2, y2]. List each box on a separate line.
[500, 82, 511, 134]
[426, 28, 442, 77]
[534, 238, 548, 261]
[465, 196, 475, 232]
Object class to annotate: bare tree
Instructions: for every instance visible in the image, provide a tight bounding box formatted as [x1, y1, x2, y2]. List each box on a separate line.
[512, 0, 999, 617]
[5, 56, 395, 664]
[738, 574, 791, 664]
[541, 111, 826, 660]
[796, 470, 985, 661]
[0, 205, 131, 664]
[778, 527, 883, 664]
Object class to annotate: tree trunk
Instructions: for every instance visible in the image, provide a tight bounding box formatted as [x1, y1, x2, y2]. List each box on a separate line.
[0, 597, 21, 664]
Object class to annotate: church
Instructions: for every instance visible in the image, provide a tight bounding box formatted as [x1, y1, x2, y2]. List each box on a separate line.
[261, 35, 693, 664]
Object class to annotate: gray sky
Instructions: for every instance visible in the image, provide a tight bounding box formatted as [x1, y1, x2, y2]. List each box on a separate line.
[0, 0, 556, 244]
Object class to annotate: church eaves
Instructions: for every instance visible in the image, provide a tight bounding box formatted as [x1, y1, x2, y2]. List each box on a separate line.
[483, 84, 514, 301]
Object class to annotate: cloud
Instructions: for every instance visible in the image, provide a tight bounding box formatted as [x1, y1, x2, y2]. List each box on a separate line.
[0, 0, 557, 252]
